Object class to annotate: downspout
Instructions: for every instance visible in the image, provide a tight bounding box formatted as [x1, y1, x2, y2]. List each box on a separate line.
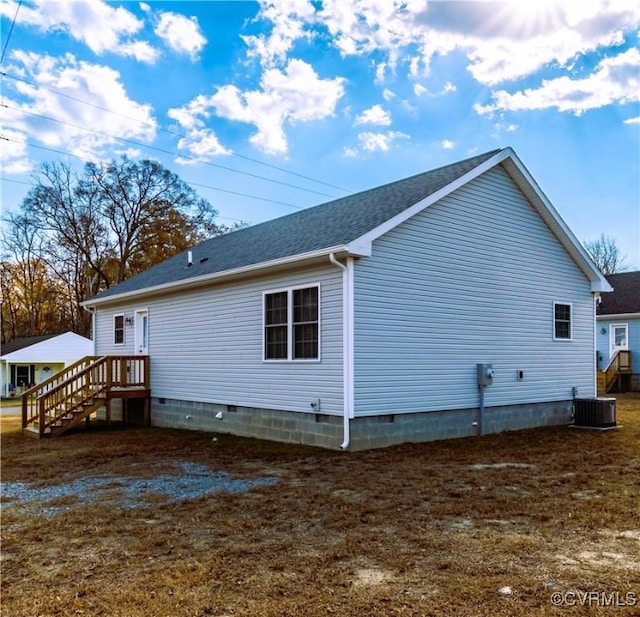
[330, 253, 353, 450]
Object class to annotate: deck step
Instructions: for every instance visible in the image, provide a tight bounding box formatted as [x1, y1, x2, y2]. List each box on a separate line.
[23, 426, 51, 438]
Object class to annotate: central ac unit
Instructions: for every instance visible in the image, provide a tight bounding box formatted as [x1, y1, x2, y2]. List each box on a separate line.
[573, 398, 617, 428]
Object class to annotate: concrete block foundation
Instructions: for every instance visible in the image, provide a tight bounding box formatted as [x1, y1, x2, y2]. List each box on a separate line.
[150, 397, 573, 451]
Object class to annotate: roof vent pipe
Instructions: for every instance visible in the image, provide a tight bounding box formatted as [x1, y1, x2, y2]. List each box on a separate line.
[187, 251, 193, 267]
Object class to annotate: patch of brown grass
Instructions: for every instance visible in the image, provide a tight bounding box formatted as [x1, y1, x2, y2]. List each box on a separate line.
[2, 395, 639, 616]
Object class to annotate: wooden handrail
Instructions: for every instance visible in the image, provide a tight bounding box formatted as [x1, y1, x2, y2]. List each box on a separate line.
[602, 349, 632, 373]
[21, 355, 149, 436]
[38, 357, 108, 400]
[20, 356, 100, 399]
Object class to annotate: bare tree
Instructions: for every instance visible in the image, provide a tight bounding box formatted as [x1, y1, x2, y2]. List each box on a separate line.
[583, 234, 628, 275]
[3, 156, 234, 338]
[0, 213, 64, 340]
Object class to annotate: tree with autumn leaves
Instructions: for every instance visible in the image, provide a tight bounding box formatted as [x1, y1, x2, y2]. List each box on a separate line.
[1, 157, 238, 342]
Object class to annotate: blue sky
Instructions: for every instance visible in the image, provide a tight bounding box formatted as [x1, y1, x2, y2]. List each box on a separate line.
[1, 0, 639, 268]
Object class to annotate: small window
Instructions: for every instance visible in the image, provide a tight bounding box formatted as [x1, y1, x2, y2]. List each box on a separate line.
[553, 303, 572, 340]
[264, 285, 319, 361]
[114, 314, 125, 345]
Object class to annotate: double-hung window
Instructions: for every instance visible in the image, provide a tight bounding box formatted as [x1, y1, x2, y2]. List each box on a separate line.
[553, 302, 572, 340]
[114, 314, 125, 345]
[264, 285, 319, 360]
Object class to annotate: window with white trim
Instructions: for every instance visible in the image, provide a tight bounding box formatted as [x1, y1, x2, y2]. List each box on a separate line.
[264, 285, 319, 360]
[553, 302, 572, 340]
[114, 314, 125, 345]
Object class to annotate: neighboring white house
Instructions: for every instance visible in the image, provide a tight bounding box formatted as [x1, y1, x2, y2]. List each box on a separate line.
[82, 148, 611, 450]
[1, 332, 94, 398]
[596, 271, 640, 392]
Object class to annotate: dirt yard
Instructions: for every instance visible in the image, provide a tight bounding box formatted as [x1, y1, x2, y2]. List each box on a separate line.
[2, 395, 639, 616]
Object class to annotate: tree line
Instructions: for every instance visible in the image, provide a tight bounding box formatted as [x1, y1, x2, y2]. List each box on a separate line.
[1, 157, 239, 343]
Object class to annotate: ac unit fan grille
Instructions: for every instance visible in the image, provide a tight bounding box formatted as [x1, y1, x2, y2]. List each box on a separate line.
[574, 398, 617, 428]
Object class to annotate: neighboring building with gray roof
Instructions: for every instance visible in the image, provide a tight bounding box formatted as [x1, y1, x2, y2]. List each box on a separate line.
[596, 270, 640, 391]
[83, 147, 610, 449]
[1, 332, 93, 398]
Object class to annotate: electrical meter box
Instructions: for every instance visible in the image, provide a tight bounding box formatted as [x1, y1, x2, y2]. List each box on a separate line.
[477, 363, 494, 386]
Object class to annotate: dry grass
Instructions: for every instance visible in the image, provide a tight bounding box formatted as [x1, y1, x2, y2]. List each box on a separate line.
[2, 395, 639, 616]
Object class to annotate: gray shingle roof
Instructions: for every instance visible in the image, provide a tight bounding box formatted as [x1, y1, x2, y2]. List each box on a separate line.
[597, 271, 640, 315]
[89, 149, 502, 301]
[1, 334, 59, 356]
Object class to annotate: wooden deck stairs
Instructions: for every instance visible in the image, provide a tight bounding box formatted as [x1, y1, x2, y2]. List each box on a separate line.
[22, 355, 150, 438]
[597, 350, 632, 395]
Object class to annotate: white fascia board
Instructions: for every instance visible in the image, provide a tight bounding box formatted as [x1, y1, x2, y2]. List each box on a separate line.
[82, 245, 352, 308]
[500, 150, 613, 293]
[596, 312, 640, 320]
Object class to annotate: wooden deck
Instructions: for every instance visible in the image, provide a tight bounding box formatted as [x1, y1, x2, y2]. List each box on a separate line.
[22, 356, 150, 438]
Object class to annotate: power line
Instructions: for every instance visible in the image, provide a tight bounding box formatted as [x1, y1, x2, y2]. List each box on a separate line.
[0, 135, 304, 211]
[2, 178, 31, 186]
[0, 0, 22, 64]
[1, 176, 252, 224]
[0, 70, 350, 193]
[3, 103, 337, 199]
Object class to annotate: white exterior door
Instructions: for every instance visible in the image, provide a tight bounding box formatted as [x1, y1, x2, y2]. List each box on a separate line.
[135, 309, 149, 355]
[610, 324, 628, 356]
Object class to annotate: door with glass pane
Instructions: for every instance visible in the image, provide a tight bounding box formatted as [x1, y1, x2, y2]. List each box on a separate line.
[610, 324, 628, 356]
[135, 309, 149, 355]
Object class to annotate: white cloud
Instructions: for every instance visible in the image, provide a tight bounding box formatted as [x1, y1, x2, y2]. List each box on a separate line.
[154, 11, 207, 60]
[342, 146, 359, 158]
[171, 59, 345, 155]
[441, 139, 455, 149]
[413, 83, 428, 96]
[0, 128, 32, 174]
[244, 0, 639, 91]
[382, 88, 395, 101]
[167, 94, 213, 130]
[623, 116, 640, 124]
[355, 104, 391, 126]
[0, 0, 159, 62]
[242, 0, 317, 67]
[442, 81, 456, 94]
[2, 52, 157, 167]
[177, 129, 230, 161]
[358, 130, 409, 152]
[475, 48, 640, 115]
[319, 0, 429, 64]
[118, 41, 159, 64]
[167, 96, 231, 162]
[113, 147, 143, 159]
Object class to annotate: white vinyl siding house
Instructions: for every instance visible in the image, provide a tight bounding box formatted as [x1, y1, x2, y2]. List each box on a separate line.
[353, 167, 597, 417]
[1, 332, 94, 398]
[84, 148, 611, 449]
[94, 266, 344, 415]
